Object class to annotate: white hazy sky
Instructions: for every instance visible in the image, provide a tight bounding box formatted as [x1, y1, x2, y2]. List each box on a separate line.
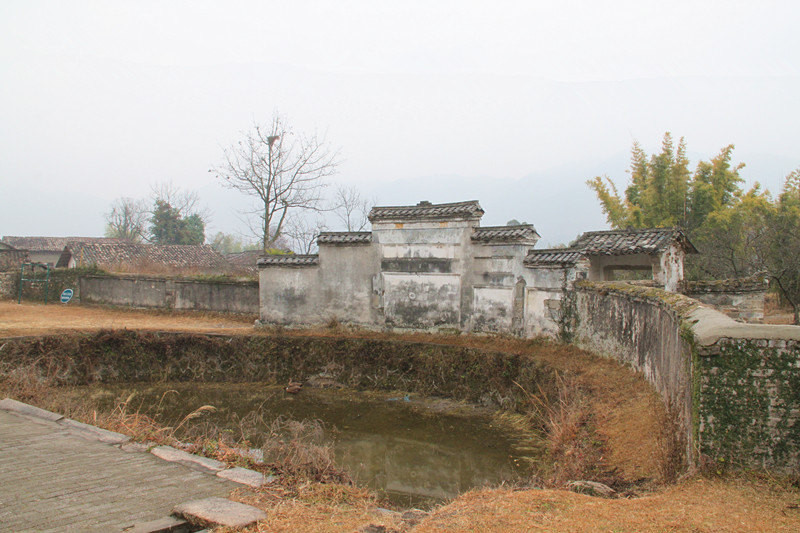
[2, 1, 799, 246]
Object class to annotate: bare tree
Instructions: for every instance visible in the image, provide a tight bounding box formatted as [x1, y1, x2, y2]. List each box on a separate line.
[332, 184, 372, 231]
[212, 113, 339, 251]
[150, 181, 210, 222]
[104, 197, 148, 242]
[283, 214, 327, 255]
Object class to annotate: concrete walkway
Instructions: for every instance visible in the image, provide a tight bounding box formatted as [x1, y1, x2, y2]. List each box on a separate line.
[0, 405, 238, 532]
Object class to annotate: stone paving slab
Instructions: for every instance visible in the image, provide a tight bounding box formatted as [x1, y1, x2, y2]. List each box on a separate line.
[173, 497, 267, 529]
[0, 408, 237, 533]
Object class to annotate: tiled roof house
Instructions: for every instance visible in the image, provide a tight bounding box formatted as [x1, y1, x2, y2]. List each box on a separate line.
[524, 227, 696, 291]
[1, 236, 121, 266]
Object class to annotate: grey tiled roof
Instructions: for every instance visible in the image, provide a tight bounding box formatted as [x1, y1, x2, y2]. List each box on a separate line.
[257, 254, 319, 267]
[524, 249, 588, 266]
[2, 236, 121, 253]
[58, 242, 229, 270]
[571, 228, 697, 255]
[317, 232, 372, 245]
[368, 201, 484, 222]
[472, 225, 540, 244]
[224, 250, 263, 271]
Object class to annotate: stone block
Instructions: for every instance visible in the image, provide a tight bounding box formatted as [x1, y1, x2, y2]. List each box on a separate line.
[172, 497, 267, 529]
[0, 398, 63, 422]
[216, 467, 273, 488]
[151, 446, 226, 472]
[122, 515, 191, 533]
[59, 417, 131, 444]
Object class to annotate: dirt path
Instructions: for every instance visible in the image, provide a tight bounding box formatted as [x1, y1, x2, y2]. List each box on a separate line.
[0, 301, 254, 337]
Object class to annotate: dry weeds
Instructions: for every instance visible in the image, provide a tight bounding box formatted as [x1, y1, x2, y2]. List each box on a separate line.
[2, 302, 798, 532]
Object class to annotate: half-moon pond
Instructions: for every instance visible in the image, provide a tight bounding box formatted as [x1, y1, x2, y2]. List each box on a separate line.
[80, 382, 545, 507]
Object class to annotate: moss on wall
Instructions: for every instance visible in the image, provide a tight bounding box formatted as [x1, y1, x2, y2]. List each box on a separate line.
[698, 339, 800, 472]
[12, 267, 107, 303]
[576, 280, 799, 475]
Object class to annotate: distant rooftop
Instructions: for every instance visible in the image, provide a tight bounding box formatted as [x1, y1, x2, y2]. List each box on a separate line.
[317, 232, 372, 245]
[368, 200, 484, 223]
[472, 224, 540, 244]
[57, 242, 229, 270]
[524, 227, 697, 267]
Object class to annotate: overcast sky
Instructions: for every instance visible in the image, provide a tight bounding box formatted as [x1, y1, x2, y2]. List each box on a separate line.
[2, 1, 799, 246]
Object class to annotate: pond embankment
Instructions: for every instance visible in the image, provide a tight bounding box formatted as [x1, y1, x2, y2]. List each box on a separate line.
[0, 328, 667, 490]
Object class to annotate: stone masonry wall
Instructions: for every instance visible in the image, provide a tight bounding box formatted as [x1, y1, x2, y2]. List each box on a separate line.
[0, 271, 16, 300]
[574, 281, 800, 474]
[694, 322, 800, 472]
[683, 277, 767, 323]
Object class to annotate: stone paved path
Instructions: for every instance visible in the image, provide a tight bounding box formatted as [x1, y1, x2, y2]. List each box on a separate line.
[0, 409, 236, 532]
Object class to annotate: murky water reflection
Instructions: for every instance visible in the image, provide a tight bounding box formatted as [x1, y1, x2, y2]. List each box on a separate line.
[83, 382, 543, 506]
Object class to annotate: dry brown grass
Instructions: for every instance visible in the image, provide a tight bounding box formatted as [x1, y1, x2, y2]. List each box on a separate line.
[0, 300, 254, 337]
[416, 476, 800, 532]
[261, 417, 351, 484]
[3, 302, 798, 532]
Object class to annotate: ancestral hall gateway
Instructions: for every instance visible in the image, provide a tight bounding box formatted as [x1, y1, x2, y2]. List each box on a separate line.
[257, 200, 696, 336]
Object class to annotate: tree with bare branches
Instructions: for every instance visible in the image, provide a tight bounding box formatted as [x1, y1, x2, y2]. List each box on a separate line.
[104, 197, 148, 242]
[212, 114, 339, 251]
[332, 184, 372, 231]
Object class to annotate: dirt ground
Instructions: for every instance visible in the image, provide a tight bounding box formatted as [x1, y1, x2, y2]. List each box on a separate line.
[2, 301, 798, 532]
[0, 301, 255, 337]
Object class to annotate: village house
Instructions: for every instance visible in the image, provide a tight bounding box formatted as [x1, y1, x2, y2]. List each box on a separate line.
[257, 200, 696, 336]
[1, 236, 121, 267]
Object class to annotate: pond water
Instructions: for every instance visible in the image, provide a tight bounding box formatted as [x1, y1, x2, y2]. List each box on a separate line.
[82, 382, 544, 507]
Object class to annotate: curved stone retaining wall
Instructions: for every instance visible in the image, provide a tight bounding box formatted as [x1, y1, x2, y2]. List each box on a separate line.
[0, 331, 557, 411]
[573, 281, 800, 474]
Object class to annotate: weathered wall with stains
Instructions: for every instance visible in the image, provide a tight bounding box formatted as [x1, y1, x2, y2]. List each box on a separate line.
[573, 282, 695, 462]
[80, 274, 259, 314]
[0, 271, 16, 300]
[259, 266, 323, 324]
[573, 281, 800, 474]
[373, 219, 473, 330]
[468, 242, 532, 334]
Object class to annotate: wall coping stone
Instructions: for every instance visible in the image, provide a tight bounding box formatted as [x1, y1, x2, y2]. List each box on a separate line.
[577, 280, 800, 347]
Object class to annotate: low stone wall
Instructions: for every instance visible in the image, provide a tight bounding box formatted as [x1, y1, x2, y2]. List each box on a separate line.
[690, 308, 800, 472]
[682, 277, 767, 323]
[574, 281, 800, 474]
[3, 267, 89, 304]
[0, 272, 16, 300]
[79, 275, 258, 315]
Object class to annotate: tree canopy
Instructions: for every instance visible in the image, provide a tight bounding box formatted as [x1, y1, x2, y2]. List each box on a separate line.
[587, 133, 800, 323]
[587, 133, 744, 233]
[149, 200, 205, 245]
